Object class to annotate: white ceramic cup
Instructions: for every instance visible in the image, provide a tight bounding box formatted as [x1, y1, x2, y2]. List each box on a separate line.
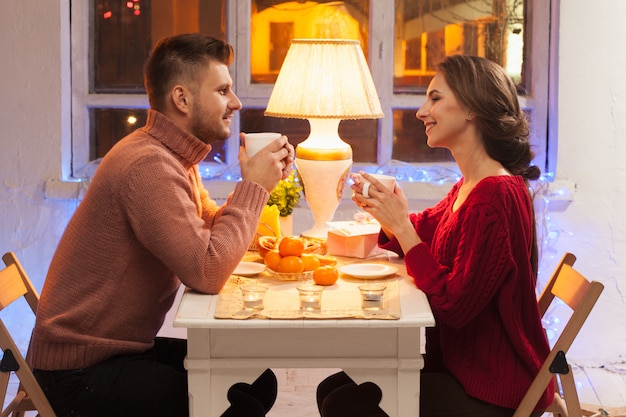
[369, 173, 396, 190]
[361, 173, 396, 197]
[244, 132, 281, 157]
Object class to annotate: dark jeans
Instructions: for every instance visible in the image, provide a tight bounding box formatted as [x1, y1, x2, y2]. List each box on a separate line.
[420, 372, 544, 417]
[34, 337, 189, 417]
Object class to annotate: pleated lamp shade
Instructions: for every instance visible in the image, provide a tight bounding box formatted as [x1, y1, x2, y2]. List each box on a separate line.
[265, 39, 383, 120]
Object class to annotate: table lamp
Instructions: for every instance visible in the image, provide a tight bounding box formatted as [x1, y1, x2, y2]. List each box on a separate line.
[265, 39, 383, 239]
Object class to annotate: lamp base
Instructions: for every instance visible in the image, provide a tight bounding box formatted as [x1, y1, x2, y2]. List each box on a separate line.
[296, 157, 352, 239]
[301, 225, 333, 240]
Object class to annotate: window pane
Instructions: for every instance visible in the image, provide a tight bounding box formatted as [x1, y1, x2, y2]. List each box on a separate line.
[90, 109, 226, 162]
[393, 0, 526, 93]
[392, 109, 454, 163]
[90, 109, 148, 159]
[241, 109, 377, 163]
[391, 108, 534, 164]
[93, 0, 226, 93]
[250, 0, 370, 84]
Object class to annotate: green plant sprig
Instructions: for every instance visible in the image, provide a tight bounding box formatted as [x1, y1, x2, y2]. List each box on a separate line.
[267, 170, 303, 217]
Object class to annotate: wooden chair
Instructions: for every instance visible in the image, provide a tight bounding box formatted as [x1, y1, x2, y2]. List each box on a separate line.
[513, 252, 604, 417]
[1, 252, 56, 417]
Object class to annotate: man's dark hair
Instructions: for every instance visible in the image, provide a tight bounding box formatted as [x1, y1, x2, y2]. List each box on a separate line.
[144, 33, 234, 110]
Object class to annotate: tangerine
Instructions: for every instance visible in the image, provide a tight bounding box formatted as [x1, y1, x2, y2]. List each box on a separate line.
[276, 255, 305, 273]
[263, 249, 282, 271]
[301, 253, 321, 272]
[313, 265, 339, 286]
[278, 236, 305, 257]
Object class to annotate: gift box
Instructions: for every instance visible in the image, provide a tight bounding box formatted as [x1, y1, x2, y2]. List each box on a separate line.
[326, 220, 385, 258]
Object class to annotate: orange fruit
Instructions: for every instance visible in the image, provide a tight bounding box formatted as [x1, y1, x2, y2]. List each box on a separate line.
[278, 236, 305, 257]
[301, 253, 321, 272]
[257, 235, 277, 259]
[313, 265, 339, 286]
[276, 255, 305, 273]
[263, 249, 282, 271]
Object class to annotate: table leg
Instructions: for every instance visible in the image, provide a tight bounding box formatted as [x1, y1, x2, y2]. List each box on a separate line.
[185, 329, 213, 417]
[397, 327, 423, 417]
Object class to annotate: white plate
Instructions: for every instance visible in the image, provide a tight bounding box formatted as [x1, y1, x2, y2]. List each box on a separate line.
[339, 263, 398, 279]
[233, 262, 266, 277]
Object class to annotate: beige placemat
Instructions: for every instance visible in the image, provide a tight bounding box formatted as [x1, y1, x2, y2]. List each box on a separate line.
[214, 275, 400, 320]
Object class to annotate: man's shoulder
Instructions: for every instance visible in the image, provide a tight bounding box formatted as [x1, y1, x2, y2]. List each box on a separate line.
[106, 131, 176, 167]
[92, 134, 183, 194]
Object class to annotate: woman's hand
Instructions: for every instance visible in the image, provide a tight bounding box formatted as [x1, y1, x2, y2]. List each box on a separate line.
[350, 172, 422, 253]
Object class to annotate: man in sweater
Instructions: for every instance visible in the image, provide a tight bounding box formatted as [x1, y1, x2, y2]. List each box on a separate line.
[30, 33, 293, 416]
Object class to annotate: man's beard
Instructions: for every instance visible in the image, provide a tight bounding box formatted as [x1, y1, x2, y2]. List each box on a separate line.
[190, 103, 228, 144]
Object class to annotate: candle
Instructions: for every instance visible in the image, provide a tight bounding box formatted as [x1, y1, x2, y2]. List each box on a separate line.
[300, 295, 321, 311]
[358, 284, 386, 311]
[297, 284, 324, 311]
[240, 285, 268, 311]
[243, 294, 264, 310]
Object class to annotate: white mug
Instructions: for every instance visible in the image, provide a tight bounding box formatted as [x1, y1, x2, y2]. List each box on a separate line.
[361, 173, 396, 198]
[244, 132, 281, 157]
[368, 173, 396, 191]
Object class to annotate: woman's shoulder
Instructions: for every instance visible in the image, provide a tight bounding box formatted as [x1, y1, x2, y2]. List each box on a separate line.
[474, 175, 525, 195]
[468, 176, 530, 215]
[478, 174, 524, 186]
[455, 176, 525, 210]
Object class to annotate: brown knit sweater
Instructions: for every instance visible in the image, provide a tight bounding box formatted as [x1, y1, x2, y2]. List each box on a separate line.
[30, 109, 268, 370]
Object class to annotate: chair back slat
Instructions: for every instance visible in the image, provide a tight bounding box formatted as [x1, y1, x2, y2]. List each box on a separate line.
[552, 264, 591, 311]
[537, 252, 577, 317]
[2, 252, 39, 313]
[0, 264, 27, 310]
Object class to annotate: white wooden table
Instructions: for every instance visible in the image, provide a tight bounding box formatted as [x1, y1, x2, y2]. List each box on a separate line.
[173, 255, 434, 417]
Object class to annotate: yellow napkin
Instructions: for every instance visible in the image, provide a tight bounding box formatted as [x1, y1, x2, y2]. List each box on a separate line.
[257, 204, 281, 238]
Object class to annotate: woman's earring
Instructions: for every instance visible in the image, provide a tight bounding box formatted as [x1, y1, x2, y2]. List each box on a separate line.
[467, 113, 473, 120]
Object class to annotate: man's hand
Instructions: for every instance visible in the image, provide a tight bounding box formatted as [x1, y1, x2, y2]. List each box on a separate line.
[239, 133, 295, 192]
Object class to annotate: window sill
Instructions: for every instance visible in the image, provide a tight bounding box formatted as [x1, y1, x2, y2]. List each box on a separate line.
[44, 178, 576, 210]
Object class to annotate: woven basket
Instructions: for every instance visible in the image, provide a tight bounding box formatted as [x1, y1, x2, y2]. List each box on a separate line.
[266, 268, 314, 281]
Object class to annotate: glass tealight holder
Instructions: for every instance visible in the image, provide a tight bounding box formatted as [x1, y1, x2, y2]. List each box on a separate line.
[296, 284, 324, 311]
[358, 284, 386, 311]
[240, 285, 268, 311]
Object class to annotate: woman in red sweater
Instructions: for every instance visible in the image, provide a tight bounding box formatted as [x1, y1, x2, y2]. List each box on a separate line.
[345, 55, 553, 417]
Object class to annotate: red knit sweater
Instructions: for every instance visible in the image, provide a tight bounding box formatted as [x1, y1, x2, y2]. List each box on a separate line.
[31, 109, 268, 370]
[380, 176, 553, 410]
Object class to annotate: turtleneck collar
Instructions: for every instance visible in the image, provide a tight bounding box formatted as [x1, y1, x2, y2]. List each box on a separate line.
[143, 109, 212, 166]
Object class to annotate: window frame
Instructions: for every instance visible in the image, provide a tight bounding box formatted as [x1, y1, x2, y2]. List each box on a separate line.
[70, 3, 150, 177]
[70, 0, 556, 180]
